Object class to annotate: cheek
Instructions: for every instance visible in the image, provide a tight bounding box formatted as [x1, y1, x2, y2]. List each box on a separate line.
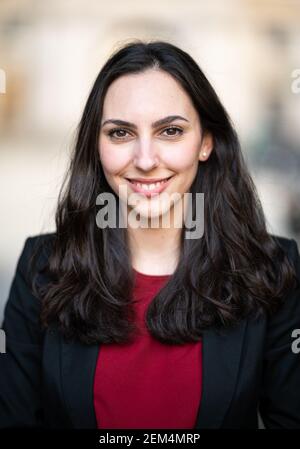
[99, 138, 200, 173]
[164, 146, 198, 171]
[99, 142, 131, 175]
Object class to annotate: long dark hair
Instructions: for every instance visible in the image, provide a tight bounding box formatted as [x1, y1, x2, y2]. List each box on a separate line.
[30, 39, 298, 345]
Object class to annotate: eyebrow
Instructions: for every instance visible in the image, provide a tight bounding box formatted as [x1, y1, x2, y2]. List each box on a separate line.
[101, 115, 189, 129]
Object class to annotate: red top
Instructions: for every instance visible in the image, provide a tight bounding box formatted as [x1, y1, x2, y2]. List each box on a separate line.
[93, 268, 202, 429]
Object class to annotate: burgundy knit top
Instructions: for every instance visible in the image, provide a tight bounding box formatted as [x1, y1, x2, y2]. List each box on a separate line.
[93, 268, 202, 429]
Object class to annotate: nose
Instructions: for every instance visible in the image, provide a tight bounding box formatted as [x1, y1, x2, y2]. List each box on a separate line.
[133, 139, 159, 172]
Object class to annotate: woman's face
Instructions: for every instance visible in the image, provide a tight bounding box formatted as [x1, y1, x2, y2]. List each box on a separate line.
[98, 68, 213, 225]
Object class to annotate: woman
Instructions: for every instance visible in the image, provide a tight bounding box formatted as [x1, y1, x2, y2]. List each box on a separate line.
[1, 40, 300, 429]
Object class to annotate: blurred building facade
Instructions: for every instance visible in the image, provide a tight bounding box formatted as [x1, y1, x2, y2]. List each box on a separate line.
[1, 0, 300, 321]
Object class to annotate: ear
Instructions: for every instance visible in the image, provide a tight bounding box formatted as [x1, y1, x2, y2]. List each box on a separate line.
[198, 132, 214, 162]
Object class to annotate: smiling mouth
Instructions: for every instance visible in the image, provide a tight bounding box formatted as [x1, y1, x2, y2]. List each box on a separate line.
[125, 175, 174, 194]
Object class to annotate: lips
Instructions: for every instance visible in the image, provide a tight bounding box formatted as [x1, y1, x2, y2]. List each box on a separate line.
[125, 175, 174, 196]
[126, 176, 173, 183]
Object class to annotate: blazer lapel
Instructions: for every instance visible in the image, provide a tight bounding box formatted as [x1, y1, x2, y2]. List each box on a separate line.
[194, 318, 248, 429]
[60, 336, 99, 428]
[60, 318, 248, 429]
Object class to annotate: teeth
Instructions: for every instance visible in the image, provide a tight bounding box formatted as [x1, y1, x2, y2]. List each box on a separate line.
[130, 178, 170, 190]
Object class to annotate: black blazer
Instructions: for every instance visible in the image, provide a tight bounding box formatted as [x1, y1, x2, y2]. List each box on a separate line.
[1, 233, 300, 429]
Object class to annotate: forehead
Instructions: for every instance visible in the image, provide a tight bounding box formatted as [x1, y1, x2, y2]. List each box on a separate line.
[102, 69, 197, 120]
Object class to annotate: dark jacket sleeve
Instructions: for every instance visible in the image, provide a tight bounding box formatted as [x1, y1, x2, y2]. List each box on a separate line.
[0, 237, 45, 428]
[259, 238, 300, 428]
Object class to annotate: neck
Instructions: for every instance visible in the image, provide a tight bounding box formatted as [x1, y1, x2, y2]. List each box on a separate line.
[127, 225, 182, 275]
[120, 197, 188, 275]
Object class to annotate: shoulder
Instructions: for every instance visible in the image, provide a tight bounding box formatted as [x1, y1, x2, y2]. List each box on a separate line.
[24, 231, 57, 261]
[256, 236, 300, 429]
[268, 233, 300, 294]
[18, 232, 57, 283]
[264, 233, 300, 344]
[8, 232, 57, 313]
[2, 232, 57, 341]
[270, 233, 300, 260]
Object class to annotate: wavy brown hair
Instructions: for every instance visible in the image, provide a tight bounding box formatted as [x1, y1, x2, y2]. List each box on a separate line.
[30, 39, 298, 345]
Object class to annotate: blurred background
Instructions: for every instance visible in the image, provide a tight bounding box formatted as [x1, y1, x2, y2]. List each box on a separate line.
[1, 0, 300, 325]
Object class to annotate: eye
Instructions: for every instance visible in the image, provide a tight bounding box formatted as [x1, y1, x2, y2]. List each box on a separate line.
[107, 128, 131, 139]
[161, 126, 183, 137]
[106, 126, 183, 140]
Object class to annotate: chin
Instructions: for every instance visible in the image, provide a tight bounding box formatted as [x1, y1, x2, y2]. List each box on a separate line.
[128, 204, 172, 225]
